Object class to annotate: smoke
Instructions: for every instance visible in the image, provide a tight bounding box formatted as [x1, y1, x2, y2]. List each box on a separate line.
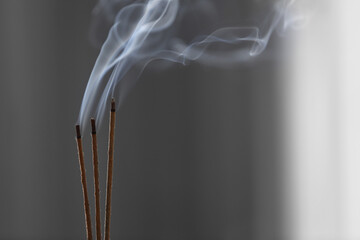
[78, 0, 302, 129]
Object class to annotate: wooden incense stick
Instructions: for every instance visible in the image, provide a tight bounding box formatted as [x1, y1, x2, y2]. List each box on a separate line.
[75, 125, 93, 240]
[104, 99, 116, 240]
[91, 119, 102, 240]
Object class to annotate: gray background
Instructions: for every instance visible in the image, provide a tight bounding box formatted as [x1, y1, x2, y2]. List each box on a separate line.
[0, 0, 283, 239]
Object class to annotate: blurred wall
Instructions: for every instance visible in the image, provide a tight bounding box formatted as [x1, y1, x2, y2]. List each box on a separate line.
[0, 1, 98, 239]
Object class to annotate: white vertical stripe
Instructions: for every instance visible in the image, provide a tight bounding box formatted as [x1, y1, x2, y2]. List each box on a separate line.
[339, 0, 360, 239]
[282, 1, 341, 239]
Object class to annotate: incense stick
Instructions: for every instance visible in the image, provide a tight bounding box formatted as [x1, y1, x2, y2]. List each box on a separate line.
[91, 119, 101, 240]
[104, 99, 116, 240]
[75, 125, 93, 240]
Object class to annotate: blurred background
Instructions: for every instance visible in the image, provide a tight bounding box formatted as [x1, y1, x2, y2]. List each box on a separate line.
[0, 0, 359, 239]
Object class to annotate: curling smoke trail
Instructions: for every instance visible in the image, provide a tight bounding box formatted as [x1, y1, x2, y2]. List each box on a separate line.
[78, 0, 301, 129]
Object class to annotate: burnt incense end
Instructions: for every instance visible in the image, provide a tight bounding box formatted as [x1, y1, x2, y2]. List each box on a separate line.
[111, 98, 116, 112]
[76, 125, 82, 139]
[91, 118, 97, 134]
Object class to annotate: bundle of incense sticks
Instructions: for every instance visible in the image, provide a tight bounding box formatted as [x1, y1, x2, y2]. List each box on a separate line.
[75, 99, 116, 240]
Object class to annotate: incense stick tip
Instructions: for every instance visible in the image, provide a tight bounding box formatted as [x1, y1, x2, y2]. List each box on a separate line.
[111, 98, 116, 112]
[91, 118, 96, 134]
[75, 125, 81, 139]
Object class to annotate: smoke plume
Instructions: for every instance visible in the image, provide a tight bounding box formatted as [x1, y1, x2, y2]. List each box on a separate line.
[78, 0, 301, 129]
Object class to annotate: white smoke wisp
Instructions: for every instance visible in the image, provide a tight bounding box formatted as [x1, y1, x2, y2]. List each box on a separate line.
[78, 0, 302, 129]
